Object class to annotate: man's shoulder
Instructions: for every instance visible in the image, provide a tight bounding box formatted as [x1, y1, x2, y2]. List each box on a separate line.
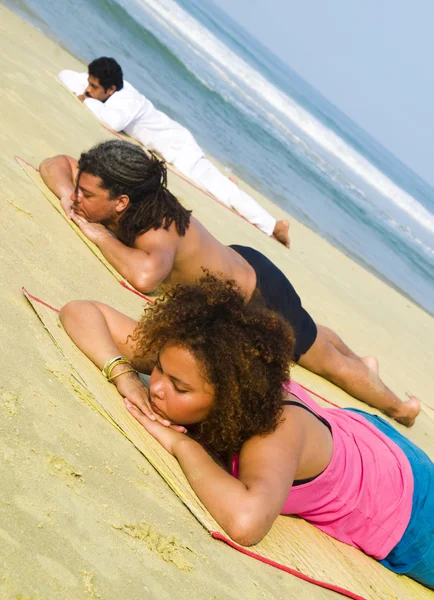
[118, 80, 140, 97]
[120, 80, 152, 104]
[134, 225, 177, 247]
[104, 81, 144, 108]
[136, 224, 186, 262]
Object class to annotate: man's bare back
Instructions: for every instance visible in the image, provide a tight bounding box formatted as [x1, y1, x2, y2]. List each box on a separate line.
[135, 215, 257, 298]
[39, 149, 256, 298]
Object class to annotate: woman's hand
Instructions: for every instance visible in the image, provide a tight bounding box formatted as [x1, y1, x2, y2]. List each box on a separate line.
[116, 371, 186, 432]
[125, 400, 188, 452]
[115, 370, 165, 423]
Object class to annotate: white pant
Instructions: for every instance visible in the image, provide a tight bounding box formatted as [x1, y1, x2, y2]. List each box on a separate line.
[178, 156, 276, 236]
[58, 70, 275, 234]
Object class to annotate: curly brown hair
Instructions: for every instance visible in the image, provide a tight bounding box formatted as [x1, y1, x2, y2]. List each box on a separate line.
[132, 274, 295, 453]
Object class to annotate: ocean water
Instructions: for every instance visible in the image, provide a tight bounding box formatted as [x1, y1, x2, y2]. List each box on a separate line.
[6, 0, 434, 315]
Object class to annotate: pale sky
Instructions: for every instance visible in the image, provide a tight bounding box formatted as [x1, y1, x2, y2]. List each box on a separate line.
[214, 0, 434, 189]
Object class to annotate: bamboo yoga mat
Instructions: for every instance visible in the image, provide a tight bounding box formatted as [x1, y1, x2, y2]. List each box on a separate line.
[22, 288, 434, 600]
[15, 156, 152, 302]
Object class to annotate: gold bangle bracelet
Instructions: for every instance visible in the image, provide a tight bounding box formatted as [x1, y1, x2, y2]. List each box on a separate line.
[102, 355, 125, 379]
[104, 358, 133, 380]
[107, 368, 137, 382]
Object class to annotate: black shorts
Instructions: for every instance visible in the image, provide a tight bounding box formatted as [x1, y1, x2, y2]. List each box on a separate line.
[230, 245, 317, 360]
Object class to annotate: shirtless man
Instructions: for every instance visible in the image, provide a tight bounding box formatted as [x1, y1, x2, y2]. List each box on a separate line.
[40, 140, 420, 426]
[58, 56, 290, 247]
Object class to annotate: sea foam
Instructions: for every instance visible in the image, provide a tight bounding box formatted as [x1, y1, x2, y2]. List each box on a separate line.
[130, 0, 434, 241]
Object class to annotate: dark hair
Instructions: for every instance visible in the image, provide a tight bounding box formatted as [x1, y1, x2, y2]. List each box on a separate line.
[77, 140, 192, 245]
[88, 57, 124, 91]
[132, 274, 295, 453]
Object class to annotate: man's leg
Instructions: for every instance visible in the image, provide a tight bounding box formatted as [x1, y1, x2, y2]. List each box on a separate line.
[318, 325, 380, 372]
[188, 157, 290, 247]
[298, 324, 421, 426]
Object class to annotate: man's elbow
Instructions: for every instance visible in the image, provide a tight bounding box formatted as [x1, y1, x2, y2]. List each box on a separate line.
[128, 273, 160, 295]
[84, 102, 125, 132]
[39, 156, 53, 175]
[92, 110, 123, 132]
[58, 69, 72, 83]
[39, 155, 65, 176]
[104, 118, 125, 132]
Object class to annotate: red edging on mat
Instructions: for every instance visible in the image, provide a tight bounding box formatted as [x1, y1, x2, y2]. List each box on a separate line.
[211, 531, 367, 600]
[22, 282, 153, 307]
[101, 124, 123, 139]
[15, 155, 39, 171]
[22, 287, 59, 313]
[298, 384, 341, 408]
[298, 382, 434, 413]
[120, 280, 154, 302]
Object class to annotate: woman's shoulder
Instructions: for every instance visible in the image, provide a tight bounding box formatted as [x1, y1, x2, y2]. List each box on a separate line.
[282, 380, 322, 412]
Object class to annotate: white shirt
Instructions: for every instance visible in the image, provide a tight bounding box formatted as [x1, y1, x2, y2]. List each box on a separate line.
[58, 70, 204, 172]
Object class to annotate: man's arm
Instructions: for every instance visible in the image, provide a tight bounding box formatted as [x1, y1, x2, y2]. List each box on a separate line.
[71, 214, 177, 293]
[82, 95, 139, 132]
[39, 155, 78, 217]
[58, 70, 88, 95]
[58, 69, 137, 132]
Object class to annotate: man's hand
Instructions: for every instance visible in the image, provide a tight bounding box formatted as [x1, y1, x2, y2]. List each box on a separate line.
[77, 94, 86, 103]
[70, 212, 110, 244]
[115, 371, 187, 433]
[125, 399, 189, 454]
[60, 193, 74, 218]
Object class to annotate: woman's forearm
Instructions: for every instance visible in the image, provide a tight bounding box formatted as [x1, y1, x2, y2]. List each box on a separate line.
[173, 437, 277, 545]
[61, 300, 168, 424]
[60, 300, 123, 368]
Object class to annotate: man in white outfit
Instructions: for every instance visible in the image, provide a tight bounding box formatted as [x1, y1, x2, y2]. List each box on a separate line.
[58, 57, 290, 247]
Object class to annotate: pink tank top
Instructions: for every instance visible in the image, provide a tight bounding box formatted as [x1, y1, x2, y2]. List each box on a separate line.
[232, 381, 414, 559]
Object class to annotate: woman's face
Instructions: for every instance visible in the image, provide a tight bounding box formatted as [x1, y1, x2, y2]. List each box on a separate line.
[149, 343, 215, 425]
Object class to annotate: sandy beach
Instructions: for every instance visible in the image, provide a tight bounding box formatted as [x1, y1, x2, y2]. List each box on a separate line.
[1, 4, 433, 599]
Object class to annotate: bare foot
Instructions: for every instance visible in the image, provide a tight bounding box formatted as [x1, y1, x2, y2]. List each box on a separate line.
[361, 356, 379, 375]
[273, 220, 290, 248]
[229, 174, 239, 185]
[391, 394, 421, 427]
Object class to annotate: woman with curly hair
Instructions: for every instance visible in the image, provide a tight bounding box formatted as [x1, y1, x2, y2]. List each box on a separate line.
[60, 275, 434, 588]
[41, 139, 420, 427]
